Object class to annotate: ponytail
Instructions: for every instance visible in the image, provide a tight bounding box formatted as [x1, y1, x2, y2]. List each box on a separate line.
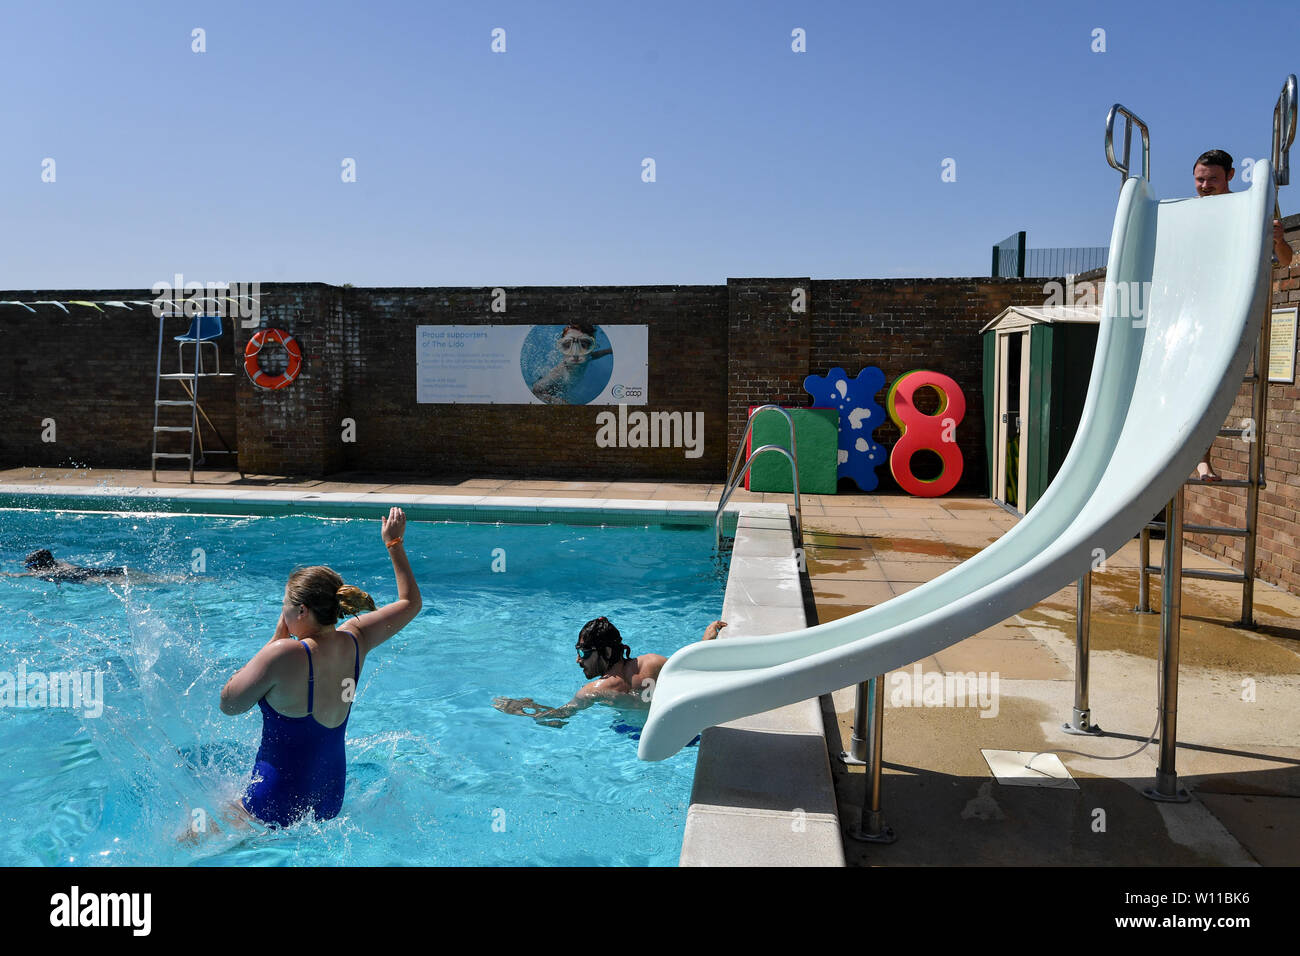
[337, 584, 377, 617]
[287, 566, 375, 625]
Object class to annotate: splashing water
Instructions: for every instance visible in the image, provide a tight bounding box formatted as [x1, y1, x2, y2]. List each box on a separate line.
[0, 509, 722, 865]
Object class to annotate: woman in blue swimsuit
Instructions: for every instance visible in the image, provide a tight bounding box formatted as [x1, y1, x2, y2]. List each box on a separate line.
[220, 507, 421, 828]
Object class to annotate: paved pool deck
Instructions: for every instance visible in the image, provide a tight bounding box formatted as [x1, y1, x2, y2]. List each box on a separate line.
[4, 466, 1297, 866]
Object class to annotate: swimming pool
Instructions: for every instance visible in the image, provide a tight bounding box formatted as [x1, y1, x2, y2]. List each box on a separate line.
[0, 503, 728, 866]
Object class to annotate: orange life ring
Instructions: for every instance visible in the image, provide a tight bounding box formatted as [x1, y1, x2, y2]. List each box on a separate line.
[244, 329, 302, 390]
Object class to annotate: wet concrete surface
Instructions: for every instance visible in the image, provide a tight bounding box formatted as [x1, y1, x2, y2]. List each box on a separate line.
[803, 498, 1300, 867]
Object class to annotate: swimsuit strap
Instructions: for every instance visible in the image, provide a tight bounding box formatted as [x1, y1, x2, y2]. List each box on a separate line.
[299, 639, 315, 716]
[350, 632, 359, 683]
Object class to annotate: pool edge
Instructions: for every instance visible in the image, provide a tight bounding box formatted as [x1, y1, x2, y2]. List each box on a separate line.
[678, 508, 846, 867]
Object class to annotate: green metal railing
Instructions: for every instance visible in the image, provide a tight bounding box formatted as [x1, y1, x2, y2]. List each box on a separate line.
[991, 230, 1108, 278]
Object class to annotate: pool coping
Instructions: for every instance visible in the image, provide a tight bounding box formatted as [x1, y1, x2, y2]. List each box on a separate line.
[0, 484, 748, 525]
[680, 507, 845, 866]
[2, 484, 842, 868]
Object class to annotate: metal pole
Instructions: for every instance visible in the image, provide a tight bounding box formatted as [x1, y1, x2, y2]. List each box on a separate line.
[1064, 573, 1103, 735]
[848, 675, 896, 843]
[189, 322, 200, 483]
[1135, 524, 1156, 613]
[152, 312, 164, 482]
[1145, 488, 1189, 802]
[840, 681, 869, 764]
[1239, 301, 1272, 627]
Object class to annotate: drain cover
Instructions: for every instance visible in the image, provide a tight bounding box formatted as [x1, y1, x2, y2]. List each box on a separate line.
[981, 749, 1079, 789]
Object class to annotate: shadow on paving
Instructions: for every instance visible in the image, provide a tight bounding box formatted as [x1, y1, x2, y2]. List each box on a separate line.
[820, 694, 1300, 866]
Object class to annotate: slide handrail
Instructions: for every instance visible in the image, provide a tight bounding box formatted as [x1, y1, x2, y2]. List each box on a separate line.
[1105, 103, 1150, 189]
[1273, 74, 1297, 188]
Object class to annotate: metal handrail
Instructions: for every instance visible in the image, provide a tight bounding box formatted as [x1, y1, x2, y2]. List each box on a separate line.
[1273, 74, 1297, 187]
[714, 405, 801, 549]
[714, 445, 802, 550]
[1104, 103, 1150, 190]
[721, 405, 795, 493]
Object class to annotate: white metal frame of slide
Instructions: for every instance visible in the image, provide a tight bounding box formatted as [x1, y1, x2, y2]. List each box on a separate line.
[638, 157, 1279, 762]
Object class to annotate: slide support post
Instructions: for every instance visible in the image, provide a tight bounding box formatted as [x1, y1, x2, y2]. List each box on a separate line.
[1064, 572, 1103, 735]
[1239, 301, 1272, 627]
[1145, 488, 1190, 803]
[847, 675, 896, 844]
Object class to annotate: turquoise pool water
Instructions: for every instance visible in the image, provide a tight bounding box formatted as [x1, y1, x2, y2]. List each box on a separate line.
[0, 505, 727, 866]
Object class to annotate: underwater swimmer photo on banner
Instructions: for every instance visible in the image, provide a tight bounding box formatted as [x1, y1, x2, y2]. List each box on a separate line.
[415, 324, 647, 404]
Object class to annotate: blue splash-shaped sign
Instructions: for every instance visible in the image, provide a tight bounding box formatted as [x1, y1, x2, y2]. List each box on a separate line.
[803, 366, 887, 491]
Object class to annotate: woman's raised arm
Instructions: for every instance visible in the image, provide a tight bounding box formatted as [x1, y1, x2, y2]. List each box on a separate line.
[346, 507, 422, 655]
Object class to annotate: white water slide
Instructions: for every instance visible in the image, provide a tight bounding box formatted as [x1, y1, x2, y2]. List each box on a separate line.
[638, 154, 1281, 761]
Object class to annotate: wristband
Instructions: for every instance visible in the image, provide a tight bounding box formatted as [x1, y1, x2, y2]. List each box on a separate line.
[386, 537, 403, 549]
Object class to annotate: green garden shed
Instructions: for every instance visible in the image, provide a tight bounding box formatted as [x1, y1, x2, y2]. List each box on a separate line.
[981, 305, 1100, 514]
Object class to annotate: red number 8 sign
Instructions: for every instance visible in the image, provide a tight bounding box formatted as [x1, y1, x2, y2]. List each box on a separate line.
[886, 370, 966, 497]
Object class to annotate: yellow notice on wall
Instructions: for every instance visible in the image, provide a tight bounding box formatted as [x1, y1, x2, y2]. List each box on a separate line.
[1270, 308, 1298, 384]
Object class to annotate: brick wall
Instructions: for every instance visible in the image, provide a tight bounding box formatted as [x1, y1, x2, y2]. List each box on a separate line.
[0, 290, 239, 473]
[723, 275, 1049, 491]
[808, 277, 1047, 491]
[333, 285, 730, 479]
[0, 278, 1052, 490]
[726, 279, 811, 464]
[1185, 214, 1300, 595]
[234, 284, 347, 476]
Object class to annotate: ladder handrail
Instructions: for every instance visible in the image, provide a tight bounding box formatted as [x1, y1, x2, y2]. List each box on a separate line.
[714, 405, 801, 549]
[714, 445, 802, 550]
[721, 405, 796, 495]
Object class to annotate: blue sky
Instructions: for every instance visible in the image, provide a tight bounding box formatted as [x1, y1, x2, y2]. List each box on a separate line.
[2, 0, 1294, 289]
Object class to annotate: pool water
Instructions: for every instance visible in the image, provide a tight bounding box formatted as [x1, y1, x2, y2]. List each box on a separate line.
[0, 506, 727, 866]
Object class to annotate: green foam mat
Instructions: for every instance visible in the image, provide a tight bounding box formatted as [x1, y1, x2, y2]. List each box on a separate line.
[746, 407, 839, 494]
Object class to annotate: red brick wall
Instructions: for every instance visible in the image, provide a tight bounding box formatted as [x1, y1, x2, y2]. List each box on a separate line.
[1185, 215, 1300, 595]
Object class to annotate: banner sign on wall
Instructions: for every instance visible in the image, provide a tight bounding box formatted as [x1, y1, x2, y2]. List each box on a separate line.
[416, 325, 648, 404]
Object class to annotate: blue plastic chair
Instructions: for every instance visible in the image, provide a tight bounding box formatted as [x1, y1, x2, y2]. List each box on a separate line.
[174, 314, 224, 375]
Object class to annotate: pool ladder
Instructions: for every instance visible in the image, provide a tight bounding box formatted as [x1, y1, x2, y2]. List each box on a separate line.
[714, 405, 802, 550]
